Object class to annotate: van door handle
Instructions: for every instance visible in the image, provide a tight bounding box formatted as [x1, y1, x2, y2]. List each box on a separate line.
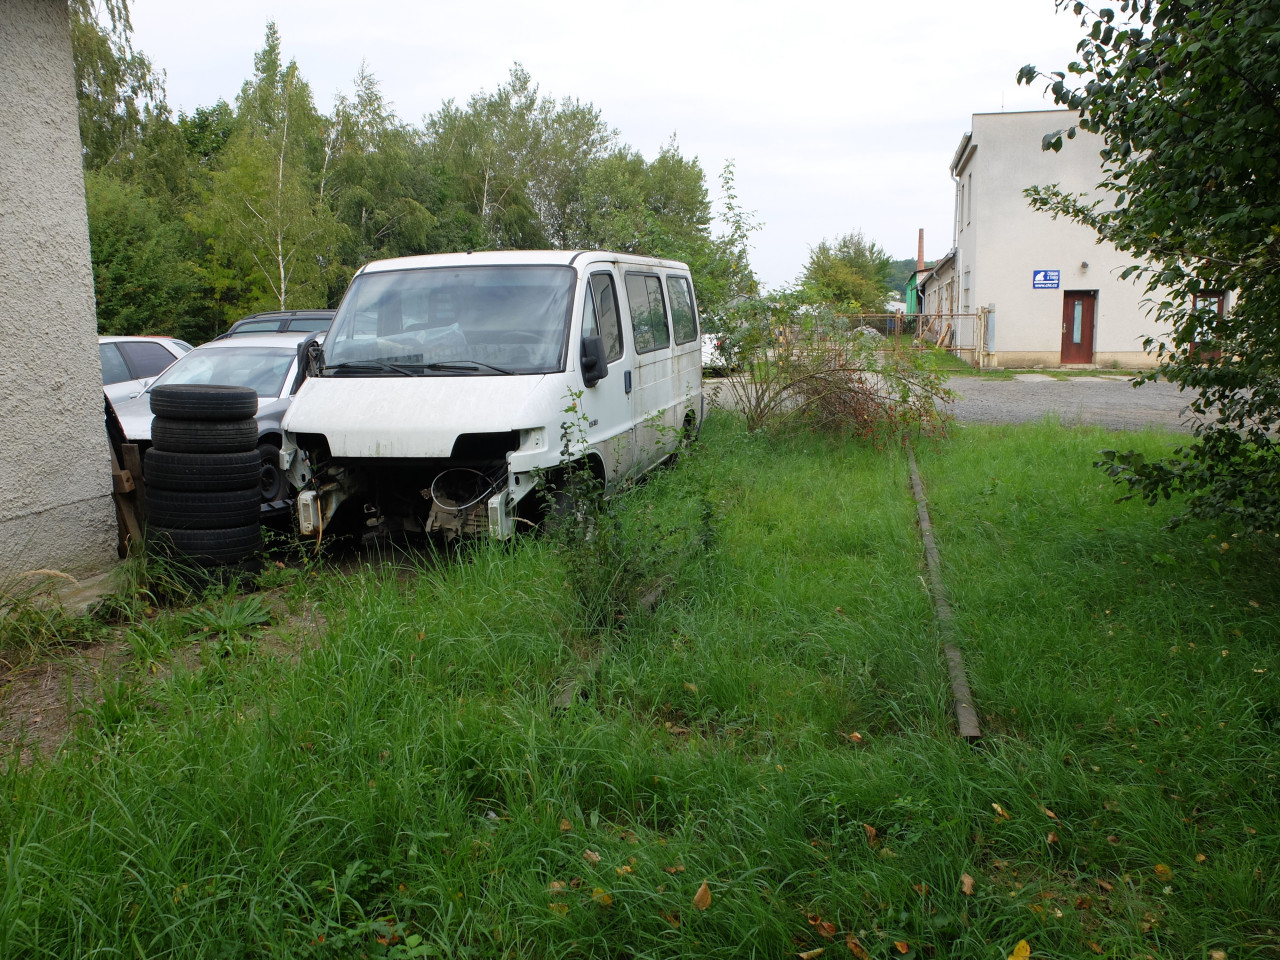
[624, 370, 632, 394]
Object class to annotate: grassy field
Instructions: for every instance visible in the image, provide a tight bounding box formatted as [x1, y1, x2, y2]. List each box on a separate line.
[1, 413, 1276, 958]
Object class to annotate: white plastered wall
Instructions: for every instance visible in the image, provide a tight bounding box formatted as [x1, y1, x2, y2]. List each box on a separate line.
[0, 0, 117, 579]
[954, 110, 1166, 368]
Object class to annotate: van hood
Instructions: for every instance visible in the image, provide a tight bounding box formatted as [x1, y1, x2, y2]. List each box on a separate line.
[283, 375, 550, 458]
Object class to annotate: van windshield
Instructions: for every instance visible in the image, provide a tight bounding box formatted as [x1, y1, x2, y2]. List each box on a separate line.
[323, 265, 575, 376]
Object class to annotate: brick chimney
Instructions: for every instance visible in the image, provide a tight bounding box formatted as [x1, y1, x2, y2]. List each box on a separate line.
[916, 229, 925, 274]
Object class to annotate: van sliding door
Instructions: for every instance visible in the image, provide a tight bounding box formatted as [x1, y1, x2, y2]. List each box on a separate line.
[623, 272, 677, 470]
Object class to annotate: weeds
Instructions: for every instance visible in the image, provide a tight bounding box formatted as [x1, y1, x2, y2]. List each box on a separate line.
[0, 572, 103, 671]
[542, 392, 717, 635]
[0, 416, 1275, 957]
[713, 293, 954, 443]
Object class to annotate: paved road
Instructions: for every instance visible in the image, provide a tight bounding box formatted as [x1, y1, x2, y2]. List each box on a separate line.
[948, 374, 1200, 432]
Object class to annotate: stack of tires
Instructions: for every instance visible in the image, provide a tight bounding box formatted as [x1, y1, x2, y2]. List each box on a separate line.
[143, 385, 263, 576]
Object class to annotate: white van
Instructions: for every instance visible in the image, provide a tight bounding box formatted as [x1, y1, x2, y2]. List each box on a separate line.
[280, 250, 703, 539]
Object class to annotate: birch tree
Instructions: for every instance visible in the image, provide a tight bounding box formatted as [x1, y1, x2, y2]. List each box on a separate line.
[426, 64, 614, 248]
[195, 23, 338, 314]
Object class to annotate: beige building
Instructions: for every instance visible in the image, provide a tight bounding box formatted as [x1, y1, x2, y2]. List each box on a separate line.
[1, 0, 118, 579]
[925, 109, 1169, 369]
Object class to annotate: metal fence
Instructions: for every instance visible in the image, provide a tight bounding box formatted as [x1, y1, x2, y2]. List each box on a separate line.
[834, 312, 990, 366]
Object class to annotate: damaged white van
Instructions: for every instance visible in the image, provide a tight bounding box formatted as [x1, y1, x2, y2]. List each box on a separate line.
[280, 250, 703, 540]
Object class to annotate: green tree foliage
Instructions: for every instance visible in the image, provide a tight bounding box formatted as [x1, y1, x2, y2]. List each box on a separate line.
[569, 145, 757, 316]
[84, 171, 200, 338]
[886, 258, 919, 300]
[427, 64, 614, 248]
[69, 0, 163, 171]
[799, 232, 894, 312]
[193, 23, 339, 315]
[70, 23, 759, 338]
[1019, 0, 1280, 532]
[323, 64, 479, 297]
[178, 101, 236, 170]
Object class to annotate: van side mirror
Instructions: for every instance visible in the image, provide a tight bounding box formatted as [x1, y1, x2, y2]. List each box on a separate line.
[292, 333, 325, 394]
[581, 335, 608, 387]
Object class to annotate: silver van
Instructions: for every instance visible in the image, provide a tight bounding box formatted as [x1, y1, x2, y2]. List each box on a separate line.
[280, 250, 703, 539]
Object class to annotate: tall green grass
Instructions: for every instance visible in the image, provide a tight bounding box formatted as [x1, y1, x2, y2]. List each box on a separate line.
[0, 413, 1275, 957]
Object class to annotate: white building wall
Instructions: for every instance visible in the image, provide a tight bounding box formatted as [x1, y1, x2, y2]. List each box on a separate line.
[954, 110, 1164, 368]
[0, 0, 118, 578]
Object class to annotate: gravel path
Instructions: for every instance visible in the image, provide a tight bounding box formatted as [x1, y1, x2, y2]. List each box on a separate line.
[948, 374, 1200, 432]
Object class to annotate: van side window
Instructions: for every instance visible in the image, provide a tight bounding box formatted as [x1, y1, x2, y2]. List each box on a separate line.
[584, 273, 624, 362]
[624, 273, 670, 353]
[666, 276, 698, 344]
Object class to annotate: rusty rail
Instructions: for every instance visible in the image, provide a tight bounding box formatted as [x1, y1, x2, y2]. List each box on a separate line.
[907, 446, 981, 741]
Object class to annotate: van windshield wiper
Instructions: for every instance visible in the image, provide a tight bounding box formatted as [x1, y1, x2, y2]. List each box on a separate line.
[324, 359, 423, 377]
[423, 360, 515, 375]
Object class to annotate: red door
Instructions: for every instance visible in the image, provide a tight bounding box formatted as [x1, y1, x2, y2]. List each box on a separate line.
[1061, 291, 1096, 364]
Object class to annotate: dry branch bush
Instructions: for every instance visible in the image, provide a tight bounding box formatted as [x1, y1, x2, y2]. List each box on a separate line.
[711, 296, 953, 443]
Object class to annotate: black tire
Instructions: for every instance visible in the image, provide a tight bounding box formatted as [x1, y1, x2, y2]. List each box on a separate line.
[149, 384, 259, 421]
[144, 449, 262, 492]
[146, 487, 262, 530]
[257, 444, 288, 501]
[149, 523, 262, 565]
[151, 417, 257, 454]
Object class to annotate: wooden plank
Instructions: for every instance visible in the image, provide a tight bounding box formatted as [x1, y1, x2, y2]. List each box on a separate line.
[109, 442, 142, 555]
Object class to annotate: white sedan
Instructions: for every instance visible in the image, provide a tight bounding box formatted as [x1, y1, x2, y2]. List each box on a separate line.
[99, 335, 192, 406]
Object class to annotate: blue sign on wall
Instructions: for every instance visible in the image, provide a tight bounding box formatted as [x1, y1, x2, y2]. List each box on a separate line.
[1033, 270, 1061, 289]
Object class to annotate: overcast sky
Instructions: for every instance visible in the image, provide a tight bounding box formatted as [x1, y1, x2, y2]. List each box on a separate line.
[126, 0, 1088, 290]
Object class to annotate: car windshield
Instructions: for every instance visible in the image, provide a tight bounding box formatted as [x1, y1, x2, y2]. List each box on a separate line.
[150, 346, 295, 399]
[322, 265, 575, 375]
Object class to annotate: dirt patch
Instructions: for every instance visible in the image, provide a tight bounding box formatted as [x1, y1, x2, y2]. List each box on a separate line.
[0, 638, 130, 765]
[0, 589, 329, 767]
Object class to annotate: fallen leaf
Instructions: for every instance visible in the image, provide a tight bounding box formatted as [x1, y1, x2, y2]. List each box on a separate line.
[808, 915, 836, 938]
[912, 883, 930, 895]
[992, 803, 1010, 820]
[591, 887, 613, 907]
[583, 849, 601, 864]
[846, 933, 870, 959]
[548, 881, 566, 893]
[683, 682, 698, 692]
[616, 865, 633, 876]
[692, 880, 712, 911]
[863, 824, 879, 847]
[664, 864, 686, 874]
[961, 873, 975, 896]
[1209, 951, 1226, 960]
[1195, 853, 1207, 863]
[1042, 807, 1058, 820]
[1154, 864, 1173, 880]
[1087, 943, 1102, 955]
[1047, 831, 1058, 844]
[662, 911, 680, 928]
[799, 950, 825, 960]
[1106, 835, 1119, 845]
[894, 941, 910, 954]
[1009, 940, 1030, 959]
[560, 819, 572, 832]
[549, 902, 568, 916]
[848, 731, 863, 744]
[1096, 878, 1113, 892]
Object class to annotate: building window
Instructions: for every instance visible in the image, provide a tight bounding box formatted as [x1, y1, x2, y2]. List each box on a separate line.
[967, 172, 973, 224]
[962, 269, 971, 314]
